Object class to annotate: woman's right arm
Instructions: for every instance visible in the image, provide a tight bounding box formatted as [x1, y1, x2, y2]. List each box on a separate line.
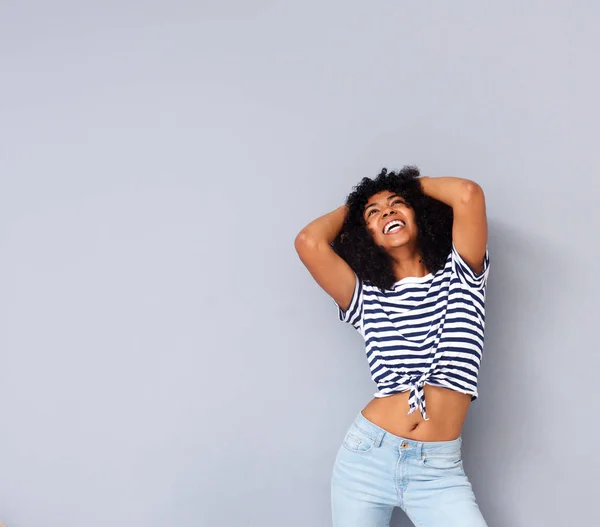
[294, 205, 357, 311]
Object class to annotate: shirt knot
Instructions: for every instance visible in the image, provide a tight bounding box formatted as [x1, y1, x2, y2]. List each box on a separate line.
[406, 376, 430, 421]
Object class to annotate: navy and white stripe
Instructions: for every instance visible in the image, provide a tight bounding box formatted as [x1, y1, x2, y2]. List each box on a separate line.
[337, 244, 490, 420]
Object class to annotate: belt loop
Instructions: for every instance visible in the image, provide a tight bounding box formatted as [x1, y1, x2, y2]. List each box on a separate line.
[374, 429, 385, 448]
[417, 442, 423, 461]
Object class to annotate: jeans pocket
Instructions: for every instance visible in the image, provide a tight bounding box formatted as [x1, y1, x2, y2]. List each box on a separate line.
[341, 424, 375, 454]
[421, 453, 465, 474]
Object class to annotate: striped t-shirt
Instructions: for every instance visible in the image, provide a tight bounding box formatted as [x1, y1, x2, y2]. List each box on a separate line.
[337, 244, 490, 420]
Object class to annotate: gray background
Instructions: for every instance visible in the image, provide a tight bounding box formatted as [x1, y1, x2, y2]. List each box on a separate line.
[1, 1, 598, 526]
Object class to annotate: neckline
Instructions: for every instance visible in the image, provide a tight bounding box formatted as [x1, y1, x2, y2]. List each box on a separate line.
[393, 273, 433, 287]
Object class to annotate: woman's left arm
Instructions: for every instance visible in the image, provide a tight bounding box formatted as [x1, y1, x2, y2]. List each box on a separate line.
[418, 176, 487, 274]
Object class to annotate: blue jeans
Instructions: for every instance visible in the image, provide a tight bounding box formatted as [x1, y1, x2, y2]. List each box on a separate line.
[331, 411, 487, 527]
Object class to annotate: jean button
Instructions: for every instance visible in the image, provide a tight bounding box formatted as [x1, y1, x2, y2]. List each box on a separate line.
[401, 441, 408, 449]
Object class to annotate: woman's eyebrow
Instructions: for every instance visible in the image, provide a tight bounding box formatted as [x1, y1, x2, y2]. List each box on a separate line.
[365, 195, 401, 211]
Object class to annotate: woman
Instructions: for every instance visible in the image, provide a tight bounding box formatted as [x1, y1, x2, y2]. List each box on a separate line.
[294, 167, 489, 527]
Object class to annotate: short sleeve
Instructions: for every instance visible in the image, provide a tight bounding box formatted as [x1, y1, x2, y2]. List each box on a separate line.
[451, 243, 490, 290]
[334, 273, 364, 332]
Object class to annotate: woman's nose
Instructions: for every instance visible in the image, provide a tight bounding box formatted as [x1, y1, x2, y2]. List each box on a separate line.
[382, 209, 396, 218]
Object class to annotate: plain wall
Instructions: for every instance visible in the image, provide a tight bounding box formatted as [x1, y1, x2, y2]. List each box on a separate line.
[1, 1, 599, 526]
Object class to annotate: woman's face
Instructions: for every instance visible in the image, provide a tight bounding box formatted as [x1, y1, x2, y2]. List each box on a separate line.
[363, 190, 418, 250]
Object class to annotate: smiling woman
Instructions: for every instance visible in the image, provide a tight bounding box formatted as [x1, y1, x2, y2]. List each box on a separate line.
[330, 167, 455, 291]
[366, 192, 416, 243]
[294, 166, 490, 527]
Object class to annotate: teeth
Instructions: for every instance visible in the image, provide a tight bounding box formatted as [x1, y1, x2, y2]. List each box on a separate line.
[384, 220, 405, 234]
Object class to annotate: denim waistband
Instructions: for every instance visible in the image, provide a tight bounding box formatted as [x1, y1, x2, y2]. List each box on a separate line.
[352, 411, 462, 456]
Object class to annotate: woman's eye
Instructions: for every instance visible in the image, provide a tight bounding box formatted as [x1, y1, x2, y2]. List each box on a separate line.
[393, 199, 405, 206]
[367, 209, 377, 217]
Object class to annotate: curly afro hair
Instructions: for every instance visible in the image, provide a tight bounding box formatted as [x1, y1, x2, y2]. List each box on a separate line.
[332, 166, 453, 291]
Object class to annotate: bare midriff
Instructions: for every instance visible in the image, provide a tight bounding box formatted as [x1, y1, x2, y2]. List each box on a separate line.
[360, 384, 472, 441]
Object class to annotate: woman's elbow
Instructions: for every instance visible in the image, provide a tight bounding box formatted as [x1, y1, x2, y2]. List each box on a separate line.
[459, 180, 485, 206]
[294, 230, 317, 253]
